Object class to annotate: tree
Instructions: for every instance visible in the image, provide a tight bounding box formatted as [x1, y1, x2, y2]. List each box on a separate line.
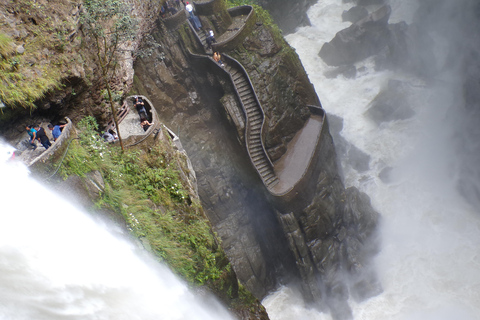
[80, 0, 138, 151]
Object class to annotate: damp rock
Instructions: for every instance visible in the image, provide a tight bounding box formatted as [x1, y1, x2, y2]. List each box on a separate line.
[364, 79, 415, 124]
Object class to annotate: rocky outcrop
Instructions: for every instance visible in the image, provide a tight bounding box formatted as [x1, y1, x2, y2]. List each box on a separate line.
[364, 79, 415, 124]
[319, 5, 392, 66]
[3, 0, 381, 318]
[257, 0, 317, 34]
[319, 3, 437, 78]
[133, 4, 380, 319]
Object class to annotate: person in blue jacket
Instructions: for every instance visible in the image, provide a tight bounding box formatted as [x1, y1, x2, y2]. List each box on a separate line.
[48, 123, 67, 142]
[25, 125, 37, 150]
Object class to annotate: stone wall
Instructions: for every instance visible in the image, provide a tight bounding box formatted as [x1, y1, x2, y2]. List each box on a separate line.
[29, 118, 75, 169]
[163, 9, 187, 30]
[212, 6, 257, 53]
[132, 3, 380, 318]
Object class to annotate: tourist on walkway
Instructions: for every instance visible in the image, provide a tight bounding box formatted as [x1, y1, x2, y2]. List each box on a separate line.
[34, 124, 51, 149]
[135, 96, 148, 120]
[213, 52, 225, 67]
[206, 29, 216, 49]
[48, 123, 67, 142]
[185, 2, 194, 18]
[25, 125, 37, 150]
[186, 2, 202, 30]
[140, 117, 154, 132]
[102, 129, 117, 143]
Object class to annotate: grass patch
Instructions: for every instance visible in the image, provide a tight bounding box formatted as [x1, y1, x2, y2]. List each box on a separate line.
[58, 116, 230, 287]
[0, 0, 81, 108]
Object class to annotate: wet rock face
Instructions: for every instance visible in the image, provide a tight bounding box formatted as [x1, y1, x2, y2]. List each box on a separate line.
[133, 25, 298, 299]
[320, 3, 437, 78]
[133, 7, 380, 318]
[233, 22, 317, 162]
[365, 79, 415, 124]
[342, 6, 369, 23]
[257, 0, 317, 34]
[274, 119, 380, 319]
[319, 6, 392, 66]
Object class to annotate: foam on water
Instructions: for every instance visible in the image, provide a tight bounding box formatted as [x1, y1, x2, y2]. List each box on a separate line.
[0, 158, 234, 320]
[263, 0, 480, 319]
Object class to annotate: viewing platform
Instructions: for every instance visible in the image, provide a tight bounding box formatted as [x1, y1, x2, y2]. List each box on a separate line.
[185, 3, 326, 198]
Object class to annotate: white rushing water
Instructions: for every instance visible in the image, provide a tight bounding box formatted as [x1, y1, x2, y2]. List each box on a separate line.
[263, 0, 480, 319]
[0, 153, 233, 320]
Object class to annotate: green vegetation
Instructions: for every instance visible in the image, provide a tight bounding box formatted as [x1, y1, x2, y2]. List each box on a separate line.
[226, 0, 258, 7]
[81, 0, 138, 150]
[0, 0, 80, 108]
[58, 116, 229, 286]
[0, 31, 63, 108]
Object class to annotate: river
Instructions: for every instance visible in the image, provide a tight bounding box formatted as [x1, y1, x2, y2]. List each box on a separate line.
[263, 0, 480, 319]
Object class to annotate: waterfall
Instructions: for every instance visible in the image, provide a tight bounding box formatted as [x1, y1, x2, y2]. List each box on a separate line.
[0, 150, 233, 320]
[263, 0, 480, 319]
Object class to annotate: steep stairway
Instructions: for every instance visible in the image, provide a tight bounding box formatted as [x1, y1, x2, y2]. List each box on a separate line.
[223, 61, 279, 188]
[188, 20, 278, 189]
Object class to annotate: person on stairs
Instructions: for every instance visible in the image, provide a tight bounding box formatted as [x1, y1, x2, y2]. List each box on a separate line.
[34, 124, 51, 150]
[206, 28, 216, 50]
[213, 52, 225, 68]
[186, 2, 202, 30]
[25, 125, 37, 150]
[185, 1, 194, 18]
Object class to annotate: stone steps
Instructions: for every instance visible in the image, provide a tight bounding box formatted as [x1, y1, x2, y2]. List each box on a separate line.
[189, 24, 278, 189]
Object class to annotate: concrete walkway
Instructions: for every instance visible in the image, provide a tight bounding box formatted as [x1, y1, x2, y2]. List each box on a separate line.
[117, 107, 148, 140]
[271, 114, 324, 195]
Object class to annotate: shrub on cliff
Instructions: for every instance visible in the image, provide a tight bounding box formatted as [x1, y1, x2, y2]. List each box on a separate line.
[57, 116, 232, 288]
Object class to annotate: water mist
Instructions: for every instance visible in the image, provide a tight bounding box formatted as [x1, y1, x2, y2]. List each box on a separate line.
[0, 147, 234, 320]
[263, 0, 480, 319]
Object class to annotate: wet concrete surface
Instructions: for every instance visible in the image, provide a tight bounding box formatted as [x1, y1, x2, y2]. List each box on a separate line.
[271, 114, 323, 194]
[216, 15, 249, 42]
[117, 107, 150, 140]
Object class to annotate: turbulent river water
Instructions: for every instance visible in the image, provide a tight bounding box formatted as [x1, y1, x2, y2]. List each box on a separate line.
[0, 155, 234, 320]
[263, 0, 480, 319]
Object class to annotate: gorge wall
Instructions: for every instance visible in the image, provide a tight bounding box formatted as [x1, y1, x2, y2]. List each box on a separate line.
[132, 2, 380, 319]
[0, 0, 382, 319]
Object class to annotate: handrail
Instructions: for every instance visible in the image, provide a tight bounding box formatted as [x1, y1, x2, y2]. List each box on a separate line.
[28, 117, 74, 167]
[188, 49, 277, 188]
[187, 20, 207, 50]
[222, 53, 274, 170]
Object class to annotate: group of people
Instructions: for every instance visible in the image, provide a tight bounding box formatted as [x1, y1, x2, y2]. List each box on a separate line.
[160, 0, 181, 18]
[26, 123, 66, 150]
[134, 96, 154, 131]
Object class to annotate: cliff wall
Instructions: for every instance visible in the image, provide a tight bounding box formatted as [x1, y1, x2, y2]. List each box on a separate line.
[1, 1, 381, 319]
[132, 4, 381, 319]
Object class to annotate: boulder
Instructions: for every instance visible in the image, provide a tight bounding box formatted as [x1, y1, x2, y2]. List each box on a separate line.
[342, 6, 368, 23]
[364, 79, 415, 124]
[319, 5, 392, 66]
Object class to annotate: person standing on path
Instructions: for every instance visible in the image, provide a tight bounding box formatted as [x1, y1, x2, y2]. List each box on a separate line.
[34, 124, 51, 149]
[25, 125, 37, 150]
[48, 123, 67, 142]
